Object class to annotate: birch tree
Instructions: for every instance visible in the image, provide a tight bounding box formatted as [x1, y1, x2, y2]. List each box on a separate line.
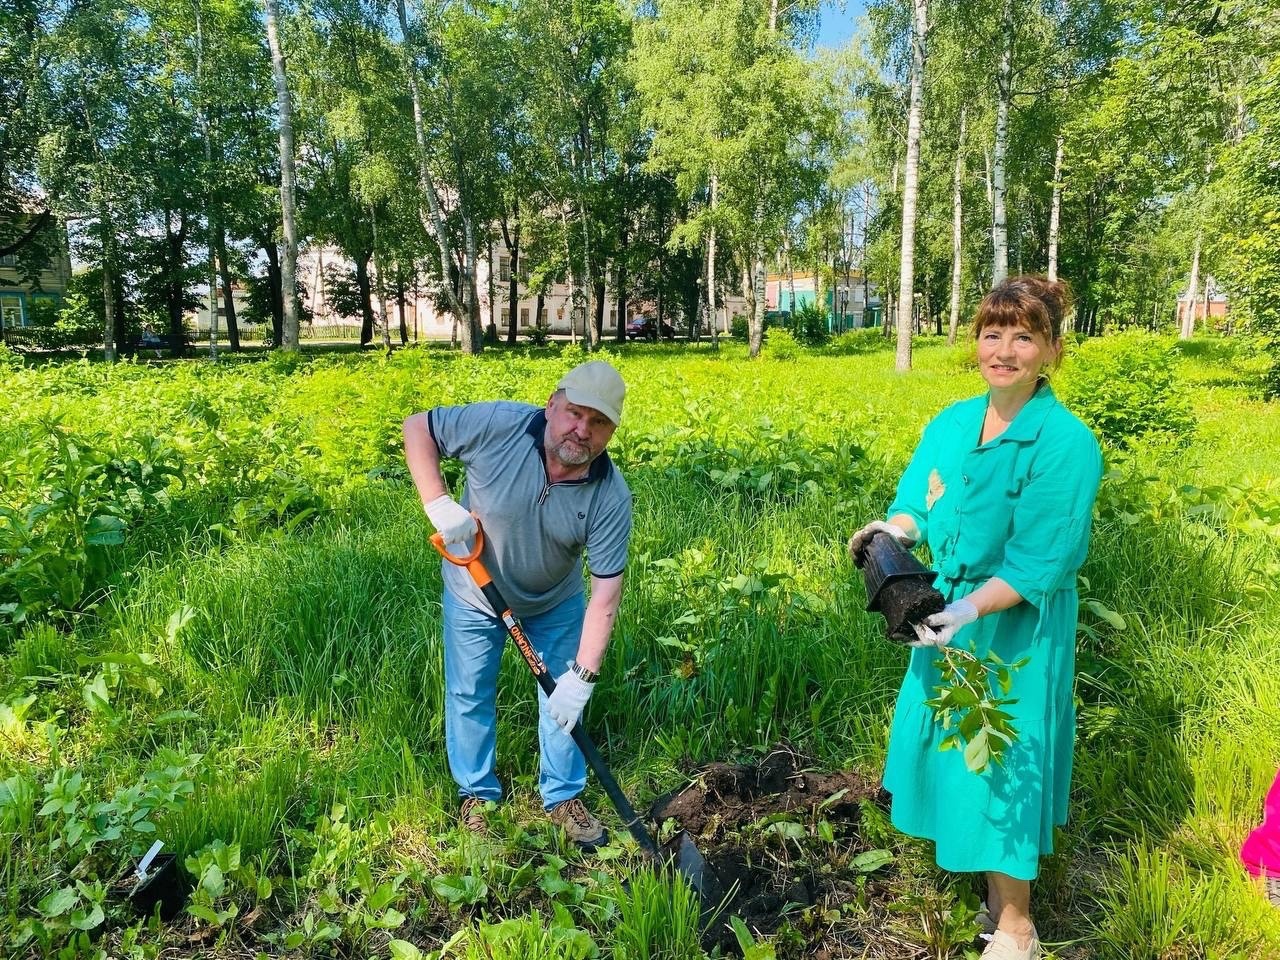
[262, 0, 300, 350]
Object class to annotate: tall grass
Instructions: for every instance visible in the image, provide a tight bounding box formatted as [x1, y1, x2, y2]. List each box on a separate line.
[1, 336, 1276, 957]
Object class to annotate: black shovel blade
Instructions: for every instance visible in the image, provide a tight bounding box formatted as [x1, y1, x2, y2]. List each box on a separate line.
[665, 830, 728, 915]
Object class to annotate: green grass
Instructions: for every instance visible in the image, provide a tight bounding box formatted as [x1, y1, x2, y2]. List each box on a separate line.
[1, 334, 1278, 957]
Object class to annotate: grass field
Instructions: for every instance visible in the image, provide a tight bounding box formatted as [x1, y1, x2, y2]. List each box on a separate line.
[1, 332, 1278, 958]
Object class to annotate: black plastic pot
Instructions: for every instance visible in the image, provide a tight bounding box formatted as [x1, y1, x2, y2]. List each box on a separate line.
[857, 533, 945, 642]
[110, 853, 188, 922]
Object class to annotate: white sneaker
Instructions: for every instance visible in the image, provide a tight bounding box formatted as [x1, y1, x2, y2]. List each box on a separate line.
[979, 928, 1041, 960]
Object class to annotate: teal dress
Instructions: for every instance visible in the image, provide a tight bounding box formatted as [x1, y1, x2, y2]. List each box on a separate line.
[882, 382, 1102, 880]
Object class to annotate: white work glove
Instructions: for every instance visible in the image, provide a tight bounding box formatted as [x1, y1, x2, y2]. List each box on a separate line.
[848, 520, 914, 564]
[543, 667, 594, 735]
[424, 494, 477, 545]
[911, 598, 980, 648]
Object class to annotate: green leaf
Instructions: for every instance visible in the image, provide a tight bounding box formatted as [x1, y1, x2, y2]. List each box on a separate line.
[388, 940, 424, 960]
[38, 886, 78, 918]
[852, 849, 894, 873]
[1084, 599, 1127, 630]
[71, 905, 105, 931]
[84, 514, 126, 546]
[431, 873, 487, 906]
[964, 730, 991, 773]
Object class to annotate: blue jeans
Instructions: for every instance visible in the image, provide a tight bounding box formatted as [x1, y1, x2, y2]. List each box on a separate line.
[442, 586, 586, 809]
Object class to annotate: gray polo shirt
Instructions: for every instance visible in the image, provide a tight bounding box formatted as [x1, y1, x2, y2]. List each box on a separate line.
[427, 401, 632, 618]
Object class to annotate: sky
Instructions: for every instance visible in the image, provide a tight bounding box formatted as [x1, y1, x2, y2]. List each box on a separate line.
[814, 0, 866, 51]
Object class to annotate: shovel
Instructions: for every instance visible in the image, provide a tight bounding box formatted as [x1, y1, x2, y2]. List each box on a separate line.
[430, 522, 724, 911]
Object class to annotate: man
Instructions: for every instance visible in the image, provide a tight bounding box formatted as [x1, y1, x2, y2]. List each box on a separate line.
[402, 360, 632, 849]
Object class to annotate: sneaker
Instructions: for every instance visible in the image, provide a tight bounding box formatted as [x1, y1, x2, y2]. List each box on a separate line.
[548, 797, 608, 850]
[459, 796, 490, 834]
[979, 929, 1041, 960]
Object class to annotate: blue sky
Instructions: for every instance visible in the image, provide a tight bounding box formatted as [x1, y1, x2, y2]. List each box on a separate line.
[815, 0, 865, 51]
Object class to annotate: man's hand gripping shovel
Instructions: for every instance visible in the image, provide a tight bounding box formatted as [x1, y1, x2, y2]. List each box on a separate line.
[430, 520, 726, 919]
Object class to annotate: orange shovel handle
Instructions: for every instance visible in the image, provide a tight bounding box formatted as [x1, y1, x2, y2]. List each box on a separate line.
[428, 517, 491, 587]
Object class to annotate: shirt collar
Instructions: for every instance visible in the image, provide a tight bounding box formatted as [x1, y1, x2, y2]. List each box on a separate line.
[525, 409, 613, 482]
[983, 380, 1059, 446]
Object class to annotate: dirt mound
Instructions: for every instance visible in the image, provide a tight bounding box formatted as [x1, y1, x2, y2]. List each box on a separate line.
[650, 745, 920, 956]
[651, 746, 877, 837]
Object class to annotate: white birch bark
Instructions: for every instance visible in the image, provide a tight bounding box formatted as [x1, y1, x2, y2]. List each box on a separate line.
[1047, 135, 1064, 283]
[1182, 232, 1201, 340]
[395, 0, 475, 352]
[196, 0, 219, 359]
[991, 0, 1013, 287]
[263, 0, 300, 350]
[948, 107, 966, 345]
[707, 173, 718, 346]
[896, 0, 928, 372]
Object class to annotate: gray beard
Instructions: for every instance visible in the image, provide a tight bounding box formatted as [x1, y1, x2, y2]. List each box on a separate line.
[549, 439, 592, 467]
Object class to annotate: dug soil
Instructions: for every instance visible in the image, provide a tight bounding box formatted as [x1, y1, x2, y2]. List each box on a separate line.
[651, 744, 963, 959]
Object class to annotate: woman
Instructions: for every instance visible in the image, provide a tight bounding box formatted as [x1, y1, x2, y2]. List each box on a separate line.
[849, 276, 1102, 959]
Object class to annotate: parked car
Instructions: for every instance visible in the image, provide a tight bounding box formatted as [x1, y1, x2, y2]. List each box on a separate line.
[625, 315, 675, 341]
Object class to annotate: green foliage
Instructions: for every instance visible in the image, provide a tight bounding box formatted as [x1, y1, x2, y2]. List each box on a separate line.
[612, 869, 702, 960]
[762, 327, 801, 360]
[0, 341, 1277, 956]
[926, 648, 1027, 774]
[1059, 331, 1195, 446]
[0, 344, 22, 371]
[786, 302, 830, 346]
[0, 423, 183, 622]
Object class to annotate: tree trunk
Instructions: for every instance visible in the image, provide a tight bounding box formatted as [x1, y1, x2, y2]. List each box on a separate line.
[215, 223, 240, 350]
[706, 173, 718, 347]
[534, 291, 544, 331]
[397, 266, 409, 345]
[461, 211, 481, 353]
[371, 209, 393, 356]
[593, 275, 606, 343]
[263, 241, 283, 347]
[196, 2, 219, 360]
[739, 252, 756, 351]
[991, 0, 1013, 288]
[100, 215, 117, 363]
[1047, 135, 1064, 283]
[355, 253, 375, 345]
[749, 244, 766, 358]
[262, 0, 300, 350]
[395, 0, 472, 348]
[1181, 232, 1201, 340]
[896, 0, 928, 372]
[616, 214, 628, 345]
[486, 236, 497, 344]
[501, 212, 521, 345]
[162, 208, 188, 357]
[948, 108, 966, 345]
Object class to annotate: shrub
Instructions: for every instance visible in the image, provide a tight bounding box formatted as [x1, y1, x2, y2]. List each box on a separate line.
[525, 325, 550, 347]
[0, 343, 21, 371]
[1058, 331, 1195, 446]
[763, 327, 801, 360]
[788, 302, 830, 345]
[827, 328, 886, 355]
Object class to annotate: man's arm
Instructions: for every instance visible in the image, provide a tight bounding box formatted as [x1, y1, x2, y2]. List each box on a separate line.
[402, 412, 449, 506]
[574, 574, 624, 673]
[403, 411, 476, 544]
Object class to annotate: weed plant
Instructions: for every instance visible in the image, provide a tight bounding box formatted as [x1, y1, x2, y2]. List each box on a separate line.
[1, 337, 1277, 957]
